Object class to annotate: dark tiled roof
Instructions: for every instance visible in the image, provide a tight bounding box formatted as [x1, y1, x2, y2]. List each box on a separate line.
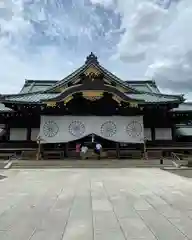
[20, 80, 58, 93]
[126, 93, 182, 103]
[1, 90, 183, 104]
[2, 92, 59, 103]
[1, 53, 183, 105]
[172, 102, 192, 112]
[0, 103, 13, 112]
[126, 81, 160, 94]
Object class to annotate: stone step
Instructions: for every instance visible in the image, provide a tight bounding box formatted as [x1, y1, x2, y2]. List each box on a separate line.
[9, 159, 179, 169]
[0, 160, 10, 169]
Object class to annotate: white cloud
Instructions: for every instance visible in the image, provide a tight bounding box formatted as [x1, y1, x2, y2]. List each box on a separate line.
[113, 0, 173, 62]
[145, 1, 192, 91]
[89, 0, 114, 8]
[97, 0, 192, 95]
[0, 45, 75, 93]
[0, 0, 106, 94]
[1, 0, 192, 99]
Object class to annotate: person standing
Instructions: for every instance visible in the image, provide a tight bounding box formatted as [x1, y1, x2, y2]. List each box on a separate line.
[81, 144, 88, 160]
[95, 142, 102, 160]
[76, 143, 81, 158]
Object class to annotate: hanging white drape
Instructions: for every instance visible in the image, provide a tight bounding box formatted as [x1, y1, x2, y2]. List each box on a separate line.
[39, 115, 144, 144]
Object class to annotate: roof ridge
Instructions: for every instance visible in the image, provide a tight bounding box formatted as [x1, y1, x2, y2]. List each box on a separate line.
[125, 80, 155, 84]
[25, 79, 58, 83]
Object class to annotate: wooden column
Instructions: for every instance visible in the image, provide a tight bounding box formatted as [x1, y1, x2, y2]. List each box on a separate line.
[151, 127, 155, 142]
[5, 123, 10, 141]
[116, 142, 120, 159]
[65, 143, 68, 158]
[27, 127, 31, 141]
[171, 126, 176, 141]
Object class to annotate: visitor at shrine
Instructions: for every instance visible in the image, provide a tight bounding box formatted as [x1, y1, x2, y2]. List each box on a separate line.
[81, 145, 88, 159]
[76, 143, 81, 153]
[95, 143, 102, 160]
[76, 143, 81, 158]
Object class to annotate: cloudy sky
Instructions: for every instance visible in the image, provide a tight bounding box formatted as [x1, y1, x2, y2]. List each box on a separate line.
[0, 0, 192, 99]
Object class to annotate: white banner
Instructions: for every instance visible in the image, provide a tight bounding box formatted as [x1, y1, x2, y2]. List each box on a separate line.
[39, 116, 144, 144]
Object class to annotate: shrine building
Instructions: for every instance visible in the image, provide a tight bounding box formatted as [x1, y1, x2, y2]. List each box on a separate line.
[0, 53, 192, 159]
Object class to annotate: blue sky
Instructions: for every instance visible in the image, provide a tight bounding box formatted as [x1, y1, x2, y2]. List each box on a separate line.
[0, 0, 192, 99]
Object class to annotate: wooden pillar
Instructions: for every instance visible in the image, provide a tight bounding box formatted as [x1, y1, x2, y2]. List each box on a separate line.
[116, 142, 120, 159]
[151, 127, 155, 142]
[5, 123, 10, 141]
[65, 143, 68, 158]
[41, 144, 44, 160]
[27, 127, 31, 141]
[171, 126, 176, 141]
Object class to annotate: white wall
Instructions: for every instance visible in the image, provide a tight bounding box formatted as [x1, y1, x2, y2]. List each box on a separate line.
[155, 128, 172, 140]
[31, 128, 40, 141]
[144, 128, 152, 140]
[10, 128, 27, 141]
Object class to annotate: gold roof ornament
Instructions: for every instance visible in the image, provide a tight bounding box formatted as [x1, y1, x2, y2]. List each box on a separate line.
[64, 95, 73, 105]
[112, 95, 121, 104]
[130, 102, 138, 108]
[83, 91, 103, 101]
[46, 101, 56, 107]
[58, 87, 66, 92]
[84, 67, 100, 77]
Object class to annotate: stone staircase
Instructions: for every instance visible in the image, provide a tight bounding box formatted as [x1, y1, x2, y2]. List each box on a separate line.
[0, 160, 12, 169]
[0, 161, 6, 169]
[8, 159, 182, 169]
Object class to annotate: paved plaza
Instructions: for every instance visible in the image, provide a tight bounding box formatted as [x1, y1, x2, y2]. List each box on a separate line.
[1, 168, 192, 239]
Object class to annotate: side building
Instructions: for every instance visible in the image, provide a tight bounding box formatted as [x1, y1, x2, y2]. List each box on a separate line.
[0, 53, 189, 159]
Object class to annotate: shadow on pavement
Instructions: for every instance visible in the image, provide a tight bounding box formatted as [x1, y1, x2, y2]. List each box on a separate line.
[164, 169, 192, 178]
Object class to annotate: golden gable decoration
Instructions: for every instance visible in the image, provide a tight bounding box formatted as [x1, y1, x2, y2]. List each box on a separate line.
[129, 102, 138, 108]
[84, 67, 100, 77]
[64, 95, 73, 105]
[112, 95, 122, 104]
[46, 101, 56, 107]
[83, 91, 103, 101]
[58, 87, 66, 92]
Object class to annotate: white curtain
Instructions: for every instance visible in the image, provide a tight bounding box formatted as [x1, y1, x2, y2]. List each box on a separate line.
[31, 128, 40, 141]
[10, 128, 27, 141]
[39, 115, 144, 144]
[155, 128, 172, 140]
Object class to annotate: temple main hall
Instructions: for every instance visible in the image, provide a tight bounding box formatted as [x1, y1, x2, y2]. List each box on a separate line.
[0, 53, 192, 160]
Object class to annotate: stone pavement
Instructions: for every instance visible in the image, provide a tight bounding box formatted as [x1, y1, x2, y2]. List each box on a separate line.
[0, 168, 192, 239]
